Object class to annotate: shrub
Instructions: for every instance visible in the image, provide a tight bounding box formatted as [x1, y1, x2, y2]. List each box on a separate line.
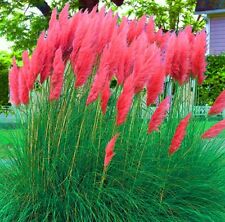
[197, 54, 225, 105]
[0, 51, 11, 107]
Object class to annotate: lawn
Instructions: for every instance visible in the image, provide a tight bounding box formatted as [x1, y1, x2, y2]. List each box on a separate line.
[0, 129, 19, 159]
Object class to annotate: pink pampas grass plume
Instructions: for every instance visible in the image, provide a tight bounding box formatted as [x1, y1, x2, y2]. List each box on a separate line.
[74, 45, 97, 88]
[96, 9, 117, 54]
[146, 16, 155, 43]
[70, 15, 90, 66]
[202, 119, 225, 139]
[9, 58, 20, 106]
[191, 30, 207, 84]
[101, 80, 111, 114]
[22, 50, 34, 90]
[104, 134, 119, 168]
[133, 41, 161, 94]
[49, 48, 65, 101]
[208, 90, 225, 115]
[170, 31, 190, 85]
[148, 96, 170, 133]
[30, 32, 46, 81]
[169, 113, 192, 155]
[146, 57, 165, 106]
[86, 66, 108, 105]
[116, 74, 134, 125]
[164, 33, 176, 75]
[19, 68, 29, 105]
[49, 8, 57, 31]
[40, 8, 61, 83]
[59, 3, 69, 27]
[86, 46, 111, 105]
[73, 15, 98, 88]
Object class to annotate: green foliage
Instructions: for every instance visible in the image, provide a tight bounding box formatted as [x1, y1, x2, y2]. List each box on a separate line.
[124, 0, 205, 31]
[0, 51, 11, 106]
[1, 66, 225, 221]
[0, 0, 79, 51]
[197, 54, 225, 105]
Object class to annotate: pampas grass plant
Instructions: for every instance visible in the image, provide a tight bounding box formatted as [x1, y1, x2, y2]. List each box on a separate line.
[1, 3, 225, 221]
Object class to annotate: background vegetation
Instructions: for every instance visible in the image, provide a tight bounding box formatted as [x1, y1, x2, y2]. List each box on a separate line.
[197, 54, 225, 105]
[0, 51, 11, 106]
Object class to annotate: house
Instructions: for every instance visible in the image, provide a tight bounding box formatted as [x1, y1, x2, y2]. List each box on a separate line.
[195, 0, 225, 54]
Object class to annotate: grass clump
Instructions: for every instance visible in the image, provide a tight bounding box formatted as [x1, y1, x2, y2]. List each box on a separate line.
[1, 66, 225, 221]
[2, 4, 225, 221]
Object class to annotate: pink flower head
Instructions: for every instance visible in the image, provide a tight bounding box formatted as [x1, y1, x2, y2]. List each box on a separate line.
[9, 58, 20, 106]
[133, 40, 161, 94]
[86, 46, 111, 105]
[73, 15, 98, 88]
[70, 14, 90, 67]
[40, 9, 61, 83]
[202, 119, 225, 139]
[104, 134, 119, 167]
[184, 25, 194, 44]
[148, 96, 171, 133]
[170, 31, 190, 85]
[18, 68, 29, 105]
[191, 30, 207, 84]
[49, 48, 65, 101]
[96, 9, 117, 53]
[208, 90, 225, 115]
[164, 33, 177, 75]
[59, 3, 69, 27]
[146, 56, 165, 106]
[30, 31, 46, 81]
[61, 12, 80, 56]
[49, 8, 57, 31]
[169, 113, 192, 155]
[146, 16, 155, 43]
[22, 50, 34, 90]
[116, 74, 134, 125]
[101, 79, 111, 114]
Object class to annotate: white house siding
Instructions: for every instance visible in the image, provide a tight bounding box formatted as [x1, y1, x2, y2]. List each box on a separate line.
[209, 13, 225, 54]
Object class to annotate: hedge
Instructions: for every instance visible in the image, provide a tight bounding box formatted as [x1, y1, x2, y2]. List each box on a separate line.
[0, 51, 11, 107]
[197, 54, 225, 105]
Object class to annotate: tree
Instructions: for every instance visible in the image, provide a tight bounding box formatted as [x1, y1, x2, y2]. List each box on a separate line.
[0, 0, 124, 51]
[123, 0, 205, 32]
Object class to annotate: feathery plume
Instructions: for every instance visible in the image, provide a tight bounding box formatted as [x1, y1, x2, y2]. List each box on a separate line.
[208, 90, 225, 115]
[191, 30, 207, 84]
[59, 3, 69, 27]
[19, 68, 29, 105]
[86, 46, 110, 105]
[49, 48, 65, 101]
[9, 58, 20, 106]
[104, 134, 119, 167]
[146, 16, 155, 43]
[134, 41, 161, 93]
[170, 31, 190, 85]
[164, 33, 176, 75]
[116, 74, 134, 125]
[22, 50, 34, 90]
[202, 119, 225, 139]
[101, 80, 111, 114]
[169, 113, 192, 155]
[148, 96, 170, 133]
[30, 32, 46, 83]
[146, 57, 165, 106]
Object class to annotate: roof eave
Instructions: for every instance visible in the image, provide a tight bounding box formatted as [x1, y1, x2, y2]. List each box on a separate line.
[195, 9, 225, 15]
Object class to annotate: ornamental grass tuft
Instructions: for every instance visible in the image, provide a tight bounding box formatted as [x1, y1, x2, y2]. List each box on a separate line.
[1, 3, 225, 221]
